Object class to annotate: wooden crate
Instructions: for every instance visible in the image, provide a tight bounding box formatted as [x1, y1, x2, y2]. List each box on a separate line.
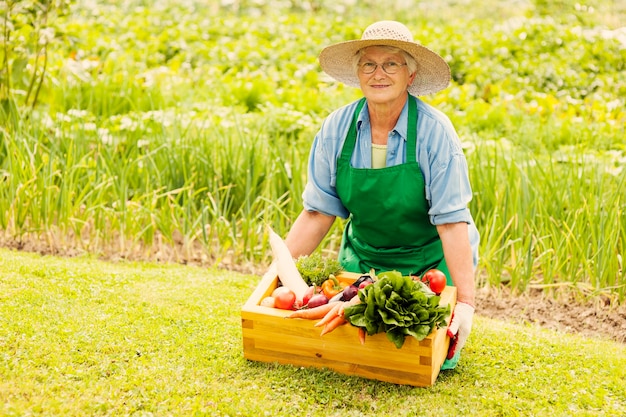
[241, 266, 457, 387]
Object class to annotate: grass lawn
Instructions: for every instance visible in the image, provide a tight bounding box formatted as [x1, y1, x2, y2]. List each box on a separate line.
[1, 248, 624, 416]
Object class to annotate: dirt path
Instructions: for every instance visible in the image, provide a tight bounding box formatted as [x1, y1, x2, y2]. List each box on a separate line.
[475, 285, 626, 344]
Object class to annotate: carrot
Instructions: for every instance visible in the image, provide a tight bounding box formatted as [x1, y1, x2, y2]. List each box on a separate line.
[358, 327, 366, 345]
[338, 295, 361, 316]
[314, 302, 342, 327]
[268, 226, 309, 300]
[320, 315, 346, 336]
[286, 301, 341, 319]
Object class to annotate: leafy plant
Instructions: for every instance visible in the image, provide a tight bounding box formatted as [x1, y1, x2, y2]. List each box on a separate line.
[344, 271, 451, 348]
[295, 253, 343, 287]
[1, 0, 71, 119]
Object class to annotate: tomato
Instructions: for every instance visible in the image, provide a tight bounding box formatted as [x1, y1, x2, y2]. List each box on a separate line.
[423, 269, 446, 295]
[429, 275, 446, 295]
[272, 287, 296, 310]
[271, 286, 289, 297]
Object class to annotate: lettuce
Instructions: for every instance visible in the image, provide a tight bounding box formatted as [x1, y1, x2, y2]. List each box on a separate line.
[344, 271, 451, 349]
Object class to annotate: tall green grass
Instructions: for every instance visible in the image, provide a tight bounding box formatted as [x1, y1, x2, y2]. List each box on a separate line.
[0, 109, 309, 263]
[1, 0, 625, 301]
[470, 140, 625, 300]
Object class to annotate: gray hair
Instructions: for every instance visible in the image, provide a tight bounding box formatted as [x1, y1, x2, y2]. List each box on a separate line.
[352, 45, 418, 75]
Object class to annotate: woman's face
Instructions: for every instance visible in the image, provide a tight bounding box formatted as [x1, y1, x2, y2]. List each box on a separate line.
[357, 46, 416, 107]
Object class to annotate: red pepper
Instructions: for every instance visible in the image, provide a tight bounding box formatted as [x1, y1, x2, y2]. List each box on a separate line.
[321, 275, 348, 299]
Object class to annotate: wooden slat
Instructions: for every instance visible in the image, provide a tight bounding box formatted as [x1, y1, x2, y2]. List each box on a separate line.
[243, 344, 437, 386]
[243, 330, 434, 374]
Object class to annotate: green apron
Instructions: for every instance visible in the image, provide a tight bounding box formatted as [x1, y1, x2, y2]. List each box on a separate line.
[336, 96, 451, 284]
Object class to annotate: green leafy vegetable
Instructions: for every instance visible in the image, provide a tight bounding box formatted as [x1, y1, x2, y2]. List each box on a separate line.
[344, 271, 451, 349]
[295, 253, 343, 287]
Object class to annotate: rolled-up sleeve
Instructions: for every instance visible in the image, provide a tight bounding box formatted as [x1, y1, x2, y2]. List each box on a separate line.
[428, 153, 474, 225]
[415, 103, 474, 227]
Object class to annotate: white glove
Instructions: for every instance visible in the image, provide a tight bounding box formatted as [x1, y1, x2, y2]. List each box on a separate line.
[446, 302, 475, 359]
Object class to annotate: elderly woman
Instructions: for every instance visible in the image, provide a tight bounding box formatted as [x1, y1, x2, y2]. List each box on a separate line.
[284, 21, 479, 369]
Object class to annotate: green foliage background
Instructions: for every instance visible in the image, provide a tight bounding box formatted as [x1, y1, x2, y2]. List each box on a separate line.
[1, 2, 625, 413]
[1, 0, 625, 300]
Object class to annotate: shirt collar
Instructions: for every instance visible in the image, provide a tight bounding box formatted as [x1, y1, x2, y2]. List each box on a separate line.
[356, 96, 411, 142]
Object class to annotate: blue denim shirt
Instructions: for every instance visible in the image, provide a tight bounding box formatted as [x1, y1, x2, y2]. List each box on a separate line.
[302, 95, 480, 266]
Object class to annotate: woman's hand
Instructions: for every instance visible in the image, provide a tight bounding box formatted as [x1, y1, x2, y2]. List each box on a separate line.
[446, 301, 475, 359]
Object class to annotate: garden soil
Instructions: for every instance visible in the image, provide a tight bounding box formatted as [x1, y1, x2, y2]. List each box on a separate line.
[474, 285, 626, 344]
[3, 236, 625, 344]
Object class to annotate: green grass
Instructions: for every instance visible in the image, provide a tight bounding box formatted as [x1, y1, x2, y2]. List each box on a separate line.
[1, 248, 624, 416]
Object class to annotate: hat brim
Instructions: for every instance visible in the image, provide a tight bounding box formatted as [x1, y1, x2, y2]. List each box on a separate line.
[318, 39, 451, 96]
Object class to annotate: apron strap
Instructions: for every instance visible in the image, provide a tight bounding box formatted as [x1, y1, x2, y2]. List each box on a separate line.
[406, 96, 417, 162]
[340, 96, 418, 164]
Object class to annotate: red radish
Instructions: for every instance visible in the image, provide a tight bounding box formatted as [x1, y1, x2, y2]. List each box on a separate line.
[302, 285, 316, 305]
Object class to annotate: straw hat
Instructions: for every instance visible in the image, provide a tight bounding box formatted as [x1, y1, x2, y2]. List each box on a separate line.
[318, 21, 451, 96]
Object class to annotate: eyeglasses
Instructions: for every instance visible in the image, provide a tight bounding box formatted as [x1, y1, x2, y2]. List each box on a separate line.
[359, 61, 407, 74]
